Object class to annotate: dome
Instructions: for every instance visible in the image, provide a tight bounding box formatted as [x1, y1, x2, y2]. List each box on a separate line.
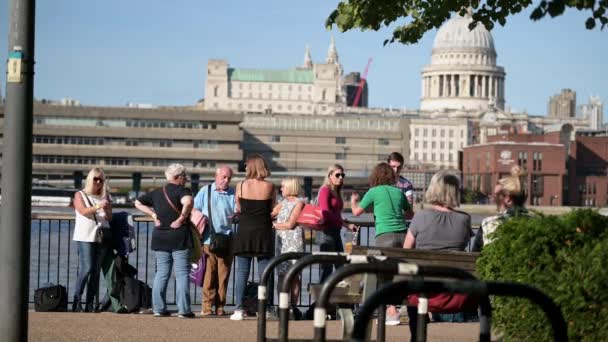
[433, 15, 495, 53]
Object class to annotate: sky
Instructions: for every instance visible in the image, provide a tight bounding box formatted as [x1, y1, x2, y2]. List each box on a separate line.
[1, 0, 607, 120]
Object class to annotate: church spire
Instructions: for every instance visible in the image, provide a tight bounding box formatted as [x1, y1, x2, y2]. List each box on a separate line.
[303, 45, 313, 69]
[326, 35, 339, 64]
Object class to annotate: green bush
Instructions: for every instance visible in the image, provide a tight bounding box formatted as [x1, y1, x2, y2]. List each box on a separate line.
[477, 209, 608, 341]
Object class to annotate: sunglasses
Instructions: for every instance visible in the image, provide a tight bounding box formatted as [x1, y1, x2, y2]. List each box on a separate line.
[333, 173, 346, 179]
[93, 177, 104, 183]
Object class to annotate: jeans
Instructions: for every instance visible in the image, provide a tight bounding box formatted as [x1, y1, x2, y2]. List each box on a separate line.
[153, 249, 192, 315]
[316, 228, 343, 283]
[74, 241, 108, 307]
[234, 255, 273, 310]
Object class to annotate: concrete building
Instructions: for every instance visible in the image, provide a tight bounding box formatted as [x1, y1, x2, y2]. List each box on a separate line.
[579, 95, 604, 130]
[0, 103, 243, 184]
[548, 89, 577, 118]
[408, 117, 472, 169]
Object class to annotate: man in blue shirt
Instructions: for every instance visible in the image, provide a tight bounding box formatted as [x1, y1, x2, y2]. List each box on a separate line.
[193, 166, 236, 316]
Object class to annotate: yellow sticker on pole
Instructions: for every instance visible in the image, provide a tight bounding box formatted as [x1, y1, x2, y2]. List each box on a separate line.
[7, 50, 23, 83]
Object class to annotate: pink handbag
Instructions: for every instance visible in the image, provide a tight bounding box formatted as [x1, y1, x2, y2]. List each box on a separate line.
[296, 204, 325, 230]
[190, 208, 208, 237]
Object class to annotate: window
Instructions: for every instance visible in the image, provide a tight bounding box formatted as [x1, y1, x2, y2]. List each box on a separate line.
[449, 153, 453, 162]
[335, 152, 346, 160]
[431, 153, 436, 161]
[423, 153, 427, 161]
[432, 129, 436, 137]
[440, 153, 444, 161]
[432, 141, 436, 149]
[449, 142, 453, 150]
[414, 141, 419, 148]
[449, 129, 454, 138]
[423, 129, 427, 137]
[440, 129, 445, 137]
[415, 128, 419, 136]
[378, 138, 389, 145]
[271, 135, 281, 143]
[440, 142, 445, 149]
[423, 141, 427, 148]
[335, 137, 346, 144]
[414, 152, 419, 160]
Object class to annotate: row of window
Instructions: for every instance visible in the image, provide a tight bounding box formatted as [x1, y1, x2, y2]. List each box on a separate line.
[414, 141, 461, 150]
[234, 83, 312, 92]
[33, 136, 220, 149]
[224, 102, 315, 112]
[269, 136, 390, 146]
[33, 155, 217, 168]
[413, 152, 455, 162]
[413, 127, 464, 138]
[231, 92, 313, 101]
[518, 152, 543, 171]
[34, 116, 220, 130]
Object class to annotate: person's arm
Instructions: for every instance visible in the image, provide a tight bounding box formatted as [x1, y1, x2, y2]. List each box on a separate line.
[274, 201, 305, 230]
[271, 202, 282, 219]
[103, 194, 112, 218]
[350, 192, 365, 216]
[73, 192, 98, 216]
[170, 194, 193, 229]
[134, 199, 160, 226]
[403, 230, 416, 249]
[235, 181, 242, 214]
[402, 193, 414, 220]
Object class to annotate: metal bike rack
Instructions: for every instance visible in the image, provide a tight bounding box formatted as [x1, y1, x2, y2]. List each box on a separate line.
[314, 260, 492, 342]
[277, 252, 351, 342]
[258, 252, 309, 342]
[351, 279, 568, 342]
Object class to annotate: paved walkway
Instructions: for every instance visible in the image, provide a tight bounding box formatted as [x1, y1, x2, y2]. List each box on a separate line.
[29, 311, 481, 341]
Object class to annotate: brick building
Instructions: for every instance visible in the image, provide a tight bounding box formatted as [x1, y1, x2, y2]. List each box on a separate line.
[463, 141, 566, 206]
[568, 130, 608, 207]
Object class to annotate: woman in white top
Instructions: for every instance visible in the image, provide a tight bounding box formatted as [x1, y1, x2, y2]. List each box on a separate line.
[72, 167, 112, 312]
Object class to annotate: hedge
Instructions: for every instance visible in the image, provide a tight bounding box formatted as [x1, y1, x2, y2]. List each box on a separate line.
[477, 209, 608, 341]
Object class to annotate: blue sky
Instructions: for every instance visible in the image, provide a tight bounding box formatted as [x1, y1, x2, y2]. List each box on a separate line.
[1, 0, 606, 120]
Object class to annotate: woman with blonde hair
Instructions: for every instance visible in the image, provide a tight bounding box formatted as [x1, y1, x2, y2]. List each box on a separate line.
[271, 177, 305, 317]
[231, 154, 276, 320]
[403, 170, 473, 338]
[472, 165, 528, 251]
[72, 167, 112, 312]
[317, 164, 358, 282]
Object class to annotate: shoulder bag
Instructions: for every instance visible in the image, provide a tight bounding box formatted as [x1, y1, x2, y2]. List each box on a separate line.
[161, 186, 202, 263]
[296, 191, 325, 230]
[81, 191, 113, 245]
[206, 184, 232, 256]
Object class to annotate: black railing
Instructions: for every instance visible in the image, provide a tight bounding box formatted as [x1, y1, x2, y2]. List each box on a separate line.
[29, 213, 478, 308]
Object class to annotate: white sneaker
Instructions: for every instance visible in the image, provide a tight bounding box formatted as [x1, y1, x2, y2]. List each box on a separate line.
[230, 309, 244, 321]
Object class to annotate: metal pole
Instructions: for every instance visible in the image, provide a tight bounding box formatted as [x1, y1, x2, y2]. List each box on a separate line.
[0, 0, 36, 341]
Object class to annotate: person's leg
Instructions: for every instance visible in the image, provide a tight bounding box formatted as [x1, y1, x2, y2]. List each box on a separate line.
[202, 245, 218, 314]
[374, 232, 407, 323]
[152, 250, 172, 314]
[317, 230, 335, 283]
[407, 305, 418, 342]
[216, 248, 233, 314]
[173, 248, 192, 315]
[84, 243, 104, 311]
[257, 256, 273, 307]
[73, 241, 94, 311]
[234, 255, 251, 309]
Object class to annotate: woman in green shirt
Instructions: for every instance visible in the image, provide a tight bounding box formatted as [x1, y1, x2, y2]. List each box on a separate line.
[351, 162, 412, 248]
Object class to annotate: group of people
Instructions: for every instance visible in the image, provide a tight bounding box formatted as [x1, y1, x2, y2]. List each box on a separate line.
[70, 151, 527, 329]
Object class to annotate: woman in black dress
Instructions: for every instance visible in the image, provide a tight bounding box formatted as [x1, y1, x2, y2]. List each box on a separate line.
[230, 154, 276, 320]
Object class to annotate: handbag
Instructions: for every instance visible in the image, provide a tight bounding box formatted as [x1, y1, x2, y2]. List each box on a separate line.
[296, 204, 325, 230]
[162, 186, 202, 264]
[189, 252, 207, 287]
[34, 284, 68, 312]
[81, 191, 113, 245]
[206, 184, 232, 256]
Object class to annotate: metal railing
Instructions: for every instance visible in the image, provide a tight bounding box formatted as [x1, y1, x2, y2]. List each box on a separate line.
[29, 213, 478, 308]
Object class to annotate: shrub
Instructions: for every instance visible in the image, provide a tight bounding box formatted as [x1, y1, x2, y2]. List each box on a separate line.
[477, 209, 608, 341]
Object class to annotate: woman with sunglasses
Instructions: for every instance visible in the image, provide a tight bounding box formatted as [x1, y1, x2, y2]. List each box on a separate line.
[72, 167, 112, 312]
[317, 164, 358, 282]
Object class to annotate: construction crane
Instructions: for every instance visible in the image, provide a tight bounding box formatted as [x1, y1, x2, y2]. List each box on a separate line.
[352, 58, 372, 107]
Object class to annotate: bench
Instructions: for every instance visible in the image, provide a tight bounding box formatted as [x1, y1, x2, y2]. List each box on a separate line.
[309, 246, 479, 341]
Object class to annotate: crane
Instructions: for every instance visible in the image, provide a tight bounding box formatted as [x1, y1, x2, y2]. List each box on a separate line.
[352, 58, 372, 108]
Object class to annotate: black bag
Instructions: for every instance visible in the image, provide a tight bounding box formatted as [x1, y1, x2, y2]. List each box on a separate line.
[206, 185, 232, 256]
[34, 284, 68, 312]
[242, 281, 258, 315]
[120, 276, 152, 313]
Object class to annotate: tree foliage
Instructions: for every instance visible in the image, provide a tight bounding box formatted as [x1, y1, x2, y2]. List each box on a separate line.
[326, 0, 608, 45]
[477, 209, 608, 341]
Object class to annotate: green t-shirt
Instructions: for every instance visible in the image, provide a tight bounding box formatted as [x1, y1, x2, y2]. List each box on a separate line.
[359, 185, 411, 236]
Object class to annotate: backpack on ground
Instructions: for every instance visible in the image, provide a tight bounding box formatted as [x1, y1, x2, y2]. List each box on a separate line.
[34, 284, 68, 312]
[120, 276, 152, 313]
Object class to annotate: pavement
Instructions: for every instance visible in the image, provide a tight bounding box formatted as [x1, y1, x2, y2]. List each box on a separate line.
[29, 311, 482, 341]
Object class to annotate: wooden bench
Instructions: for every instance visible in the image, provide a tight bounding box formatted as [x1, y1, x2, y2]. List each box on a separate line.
[309, 246, 479, 340]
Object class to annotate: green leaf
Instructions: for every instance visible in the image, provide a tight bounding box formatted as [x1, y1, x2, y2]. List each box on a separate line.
[586, 17, 596, 29]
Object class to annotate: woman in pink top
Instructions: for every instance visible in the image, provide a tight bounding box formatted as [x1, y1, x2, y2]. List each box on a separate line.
[316, 164, 358, 282]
